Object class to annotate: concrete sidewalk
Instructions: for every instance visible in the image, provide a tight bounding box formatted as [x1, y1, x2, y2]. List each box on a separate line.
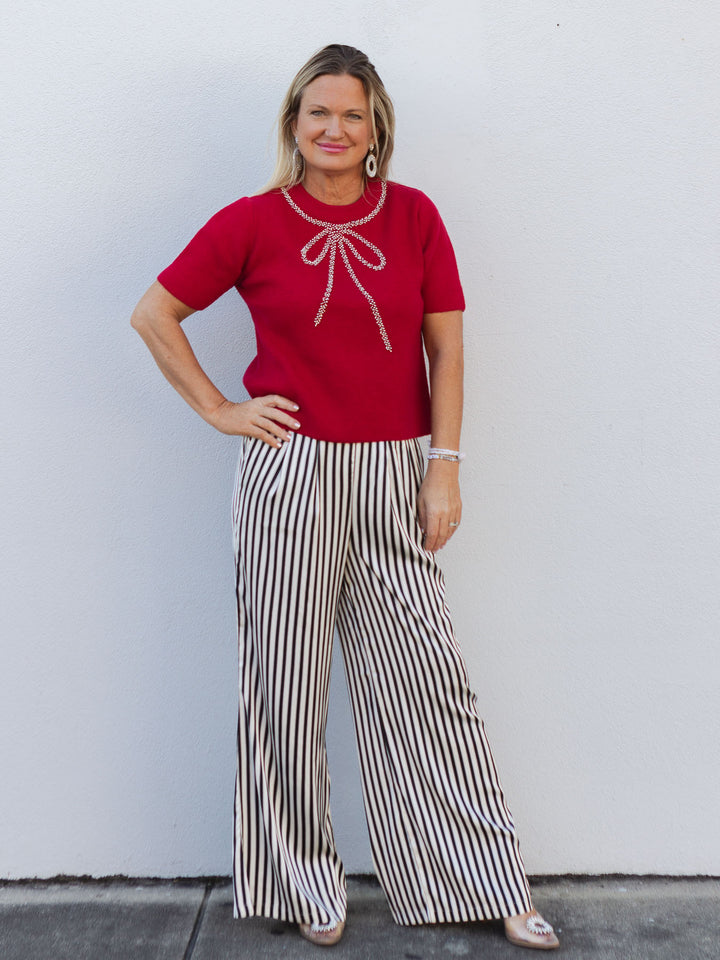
[0, 876, 717, 959]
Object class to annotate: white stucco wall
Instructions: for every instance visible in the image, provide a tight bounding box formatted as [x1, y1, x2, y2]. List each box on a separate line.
[2, 1, 719, 879]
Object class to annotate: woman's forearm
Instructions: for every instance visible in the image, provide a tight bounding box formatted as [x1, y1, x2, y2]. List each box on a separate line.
[418, 311, 464, 552]
[427, 345, 463, 452]
[423, 310, 464, 452]
[131, 281, 301, 445]
[425, 344, 463, 494]
[131, 281, 228, 425]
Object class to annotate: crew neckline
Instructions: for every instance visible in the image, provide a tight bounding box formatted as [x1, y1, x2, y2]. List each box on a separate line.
[287, 179, 387, 222]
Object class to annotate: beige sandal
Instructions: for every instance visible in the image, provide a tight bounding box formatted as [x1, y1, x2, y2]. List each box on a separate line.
[298, 918, 346, 946]
[504, 910, 559, 950]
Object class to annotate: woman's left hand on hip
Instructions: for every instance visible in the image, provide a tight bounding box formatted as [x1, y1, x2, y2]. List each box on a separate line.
[417, 466, 462, 552]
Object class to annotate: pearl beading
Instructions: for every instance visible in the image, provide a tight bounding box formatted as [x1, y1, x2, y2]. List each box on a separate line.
[281, 180, 391, 351]
[526, 915, 555, 936]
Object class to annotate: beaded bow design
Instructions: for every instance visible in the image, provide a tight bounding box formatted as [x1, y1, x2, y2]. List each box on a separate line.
[281, 180, 391, 351]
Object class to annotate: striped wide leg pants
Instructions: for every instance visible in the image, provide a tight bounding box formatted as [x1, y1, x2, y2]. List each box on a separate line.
[231, 433, 532, 926]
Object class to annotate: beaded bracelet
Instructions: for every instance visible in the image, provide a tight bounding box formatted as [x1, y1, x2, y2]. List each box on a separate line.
[428, 447, 466, 463]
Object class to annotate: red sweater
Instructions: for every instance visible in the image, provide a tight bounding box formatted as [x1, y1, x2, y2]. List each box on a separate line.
[157, 179, 465, 442]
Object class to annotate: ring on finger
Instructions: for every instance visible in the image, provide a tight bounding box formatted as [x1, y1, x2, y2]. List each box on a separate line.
[449, 521, 460, 528]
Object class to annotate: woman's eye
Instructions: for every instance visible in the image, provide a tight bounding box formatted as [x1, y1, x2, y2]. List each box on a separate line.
[310, 110, 325, 117]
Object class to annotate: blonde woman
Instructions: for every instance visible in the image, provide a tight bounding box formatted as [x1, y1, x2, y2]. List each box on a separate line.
[131, 43, 559, 951]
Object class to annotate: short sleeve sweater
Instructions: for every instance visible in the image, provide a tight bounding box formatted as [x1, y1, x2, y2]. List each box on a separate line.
[157, 179, 465, 442]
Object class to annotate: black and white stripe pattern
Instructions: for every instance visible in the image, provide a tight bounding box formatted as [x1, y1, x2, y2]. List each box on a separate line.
[231, 433, 532, 926]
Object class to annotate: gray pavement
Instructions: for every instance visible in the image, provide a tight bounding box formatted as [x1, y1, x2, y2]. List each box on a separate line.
[0, 876, 717, 959]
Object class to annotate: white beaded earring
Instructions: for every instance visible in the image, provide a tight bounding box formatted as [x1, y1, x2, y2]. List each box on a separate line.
[365, 144, 377, 178]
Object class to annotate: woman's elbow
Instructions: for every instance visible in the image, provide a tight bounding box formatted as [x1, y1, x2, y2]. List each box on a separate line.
[427, 339, 464, 369]
[130, 303, 147, 334]
[131, 283, 168, 337]
[131, 282, 195, 335]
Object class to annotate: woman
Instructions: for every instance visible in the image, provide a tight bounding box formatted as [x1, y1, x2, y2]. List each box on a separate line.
[131, 44, 559, 951]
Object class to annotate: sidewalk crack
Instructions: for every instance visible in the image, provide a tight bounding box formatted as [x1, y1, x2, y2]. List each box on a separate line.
[182, 881, 214, 960]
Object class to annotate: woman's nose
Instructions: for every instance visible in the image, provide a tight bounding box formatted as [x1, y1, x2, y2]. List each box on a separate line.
[325, 116, 342, 138]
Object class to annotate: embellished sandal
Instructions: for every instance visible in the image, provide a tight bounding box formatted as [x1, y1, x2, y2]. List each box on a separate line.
[504, 910, 559, 950]
[298, 918, 346, 946]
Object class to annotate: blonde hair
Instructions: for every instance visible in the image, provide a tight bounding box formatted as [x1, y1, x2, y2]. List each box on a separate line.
[257, 44, 395, 194]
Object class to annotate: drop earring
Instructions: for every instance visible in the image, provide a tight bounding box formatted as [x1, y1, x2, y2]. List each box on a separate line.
[293, 136, 303, 176]
[365, 144, 377, 178]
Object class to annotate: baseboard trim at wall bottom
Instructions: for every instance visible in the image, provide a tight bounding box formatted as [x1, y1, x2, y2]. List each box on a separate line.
[1, 872, 718, 886]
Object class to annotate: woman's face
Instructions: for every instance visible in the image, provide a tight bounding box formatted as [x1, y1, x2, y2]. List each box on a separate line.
[293, 73, 372, 181]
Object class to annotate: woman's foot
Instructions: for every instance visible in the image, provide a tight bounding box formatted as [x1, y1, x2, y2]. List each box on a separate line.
[504, 910, 559, 950]
[298, 918, 346, 946]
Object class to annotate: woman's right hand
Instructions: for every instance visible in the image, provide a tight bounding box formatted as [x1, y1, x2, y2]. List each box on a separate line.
[209, 395, 301, 447]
